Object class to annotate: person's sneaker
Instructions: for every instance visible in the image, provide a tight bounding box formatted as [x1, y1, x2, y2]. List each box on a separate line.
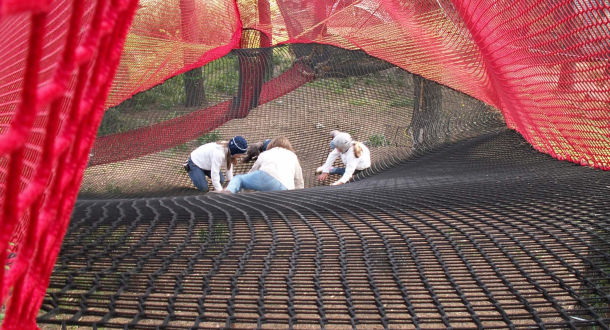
[183, 162, 190, 173]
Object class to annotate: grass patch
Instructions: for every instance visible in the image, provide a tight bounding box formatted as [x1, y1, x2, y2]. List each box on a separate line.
[169, 131, 221, 157]
[198, 222, 230, 254]
[196, 131, 221, 145]
[112, 75, 185, 113]
[389, 96, 414, 108]
[368, 134, 388, 147]
[104, 184, 123, 195]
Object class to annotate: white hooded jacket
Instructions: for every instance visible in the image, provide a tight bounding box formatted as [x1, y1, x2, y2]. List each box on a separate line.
[250, 147, 304, 189]
[320, 142, 371, 183]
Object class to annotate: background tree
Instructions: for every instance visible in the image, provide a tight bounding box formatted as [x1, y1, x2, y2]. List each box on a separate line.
[180, 0, 206, 107]
[409, 75, 448, 148]
[183, 67, 205, 107]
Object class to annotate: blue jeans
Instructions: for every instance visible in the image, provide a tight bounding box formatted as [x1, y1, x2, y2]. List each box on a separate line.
[226, 170, 286, 193]
[187, 158, 225, 192]
[330, 167, 363, 178]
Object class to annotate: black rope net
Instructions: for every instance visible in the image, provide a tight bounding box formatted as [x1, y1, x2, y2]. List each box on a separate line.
[37, 44, 609, 328]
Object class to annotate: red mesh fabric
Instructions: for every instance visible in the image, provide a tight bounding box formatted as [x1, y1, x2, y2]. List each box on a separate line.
[105, 0, 242, 108]
[91, 62, 313, 165]
[0, 0, 609, 328]
[0, 0, 138, 328]
[99, 0, 609, 169]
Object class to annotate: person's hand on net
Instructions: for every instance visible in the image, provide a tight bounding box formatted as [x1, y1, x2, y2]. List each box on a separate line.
[317, 173, 329, 181]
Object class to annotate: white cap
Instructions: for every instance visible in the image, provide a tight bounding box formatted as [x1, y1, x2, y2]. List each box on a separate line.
[332, 132, 352, 152]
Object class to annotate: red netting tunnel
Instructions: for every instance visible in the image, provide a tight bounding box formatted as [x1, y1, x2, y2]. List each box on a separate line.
[0, 0, 608, 328]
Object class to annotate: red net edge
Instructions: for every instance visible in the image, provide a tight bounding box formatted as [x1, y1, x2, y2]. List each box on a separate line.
[0, 0, 140, 328]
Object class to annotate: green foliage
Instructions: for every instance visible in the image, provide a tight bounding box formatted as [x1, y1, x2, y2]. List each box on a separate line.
[309, 79, 351, 94]
[340, 77, 357, 90]
[196, 131, 221, 145]
[172, 141, 190, 153]
[97, 108, 131, 136]
[99, 55, 241, 137]
[115, 75, 185, 112]
[198, 222, 229, 243]
[203, 56, 239, 97]
[272, 51, 293, 70]
[105, 184, 123, 195]
[98, 76, 186, 136]
[389, 96, 414, 108]
[387, 69, 407, 87]
[368, 134, 388, 147]
[209, 71, 238, 94]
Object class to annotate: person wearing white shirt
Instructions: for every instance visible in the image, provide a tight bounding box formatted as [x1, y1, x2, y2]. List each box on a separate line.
[185, 136, 248, 192]
[225, 137, 304, 193]
[316, 131, 371, 185]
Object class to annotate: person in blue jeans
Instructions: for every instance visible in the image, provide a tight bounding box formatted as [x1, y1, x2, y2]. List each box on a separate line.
[316, 131, 371, 185]
[225, 137, 304, 193]
[185, 136, 248, 192]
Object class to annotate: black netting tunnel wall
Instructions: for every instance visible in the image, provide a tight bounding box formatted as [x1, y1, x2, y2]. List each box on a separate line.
[36, 44, 610, 329]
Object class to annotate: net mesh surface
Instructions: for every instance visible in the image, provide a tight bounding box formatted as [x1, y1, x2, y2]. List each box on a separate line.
[41, 131, 610, 328]
[0, 0, 609, 328]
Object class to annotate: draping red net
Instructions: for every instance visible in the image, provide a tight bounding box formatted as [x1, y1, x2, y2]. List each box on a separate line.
[0, 0, 608, 328]
[0, 0, 139, 328]
[100, 0, 610, 169]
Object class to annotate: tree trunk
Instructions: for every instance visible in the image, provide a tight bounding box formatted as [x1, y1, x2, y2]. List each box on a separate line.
[179, 0, 206, 108]
[409, 75, 447, 148]
[183, 67, 205, 108]
[229, 50, 267, 119]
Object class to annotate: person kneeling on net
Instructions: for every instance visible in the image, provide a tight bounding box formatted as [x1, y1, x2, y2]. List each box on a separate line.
[184, 136, 248, 192]
[316, 131, 371, 185]
[241, 138, 272, 163]
[225, 136, 304, 193]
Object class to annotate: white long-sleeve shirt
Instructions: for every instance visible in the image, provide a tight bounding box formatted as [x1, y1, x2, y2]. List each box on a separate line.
[320, 142, 371, 183]
[190, 142, 233, 191]
[250, 147, 304, 190]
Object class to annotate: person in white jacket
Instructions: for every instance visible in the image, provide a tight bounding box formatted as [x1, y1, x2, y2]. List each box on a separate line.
[225, 136, 304, 193]
[185, 136, 248, 192]
[316, 131, 371, 185]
